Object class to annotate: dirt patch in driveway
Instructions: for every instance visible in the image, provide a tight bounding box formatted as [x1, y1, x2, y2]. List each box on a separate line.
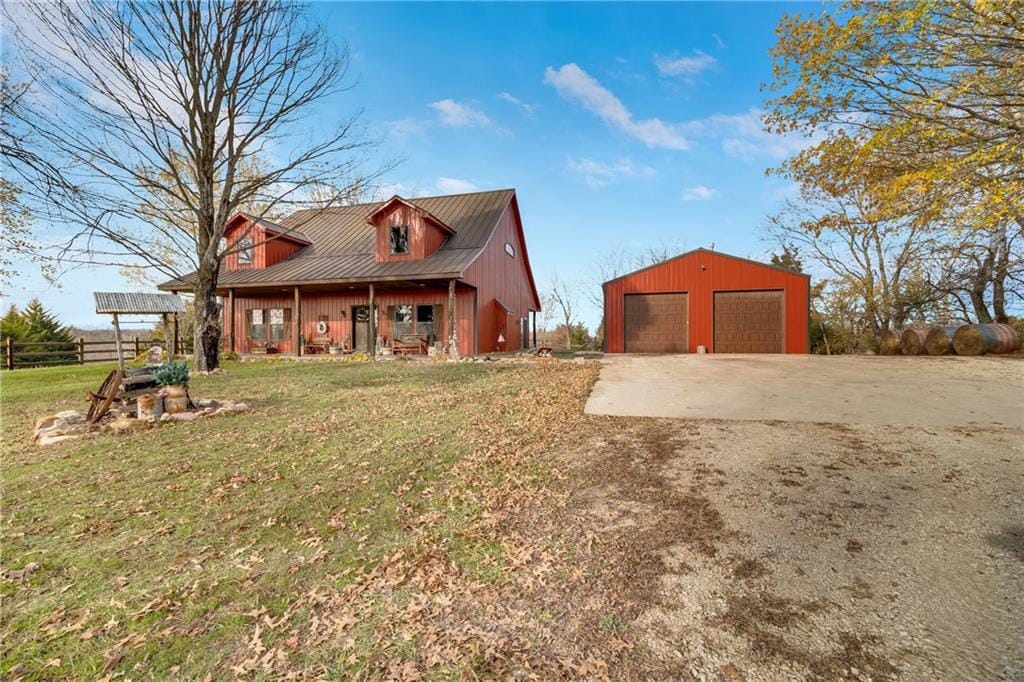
[558, 417, 1024, 679]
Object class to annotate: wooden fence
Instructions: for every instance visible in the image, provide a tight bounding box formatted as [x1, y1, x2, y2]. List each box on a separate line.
[2, 336, 194, 370]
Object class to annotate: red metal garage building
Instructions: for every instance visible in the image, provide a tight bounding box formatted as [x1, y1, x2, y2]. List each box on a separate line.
[603, 248, 810, 354]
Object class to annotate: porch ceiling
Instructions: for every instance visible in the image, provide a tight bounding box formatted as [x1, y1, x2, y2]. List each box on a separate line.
[217, 279, 473, 297]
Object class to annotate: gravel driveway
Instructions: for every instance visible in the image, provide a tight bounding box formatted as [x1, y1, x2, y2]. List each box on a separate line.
[569, 355, 1024, 679]
[585, 354, 1024, 428]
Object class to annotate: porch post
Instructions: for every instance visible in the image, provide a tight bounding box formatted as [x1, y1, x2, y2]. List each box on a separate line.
[293, 286, 302, 356]
[448, 279, 459, 359]
[227, 288, 235, 353]
[368, 283, 376, 358]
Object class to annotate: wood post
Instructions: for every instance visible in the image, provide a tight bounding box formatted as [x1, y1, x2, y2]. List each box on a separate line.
[6, 337, 13, 370]
[294, 286, 302, 356]
[532, 311, 537, 349]
[162, 313, 174, 360]
[172, 313, 179, 356]
[448, 279, 459, 359]
[78, 337, 85, 364]
[112, 313, 125, 371]
[227, 288, 235, 353]
[134, 335, 140, 359]
[368, 283, 376, 358]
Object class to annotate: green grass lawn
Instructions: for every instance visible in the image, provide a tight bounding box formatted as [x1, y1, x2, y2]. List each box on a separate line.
[1, 359, 599, 680]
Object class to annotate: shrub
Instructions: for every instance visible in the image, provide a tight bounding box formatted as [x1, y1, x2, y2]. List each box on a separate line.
[153, 360, 190, 386]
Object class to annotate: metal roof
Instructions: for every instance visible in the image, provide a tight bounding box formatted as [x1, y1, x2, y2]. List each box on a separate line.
[94, 292, 187, 315]
[160, 189, 515, 290]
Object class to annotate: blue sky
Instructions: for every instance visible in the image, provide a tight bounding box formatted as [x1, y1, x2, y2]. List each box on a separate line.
[8, 1, 814, 331]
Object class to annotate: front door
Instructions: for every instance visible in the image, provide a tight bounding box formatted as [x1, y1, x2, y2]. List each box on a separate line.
[352, 305, 370, 352]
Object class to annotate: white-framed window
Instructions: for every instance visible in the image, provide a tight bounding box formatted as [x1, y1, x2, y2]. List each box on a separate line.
[504, 242, 515, 258]
[237, 236, 254, 264]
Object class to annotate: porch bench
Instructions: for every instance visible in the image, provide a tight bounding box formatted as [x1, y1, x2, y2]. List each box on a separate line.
[392, 334, 428, 355]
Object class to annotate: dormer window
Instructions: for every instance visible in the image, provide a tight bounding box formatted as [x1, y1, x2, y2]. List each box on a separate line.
[237, 236, 254, 265]
[389, 224, 409, 255]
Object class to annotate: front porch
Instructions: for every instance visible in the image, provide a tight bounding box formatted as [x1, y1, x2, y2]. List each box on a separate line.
[218, 280, 476, 358]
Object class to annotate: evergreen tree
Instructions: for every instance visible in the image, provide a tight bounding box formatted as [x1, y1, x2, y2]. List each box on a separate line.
[1, 304, 28, 341]
[20, 298, 73, 343]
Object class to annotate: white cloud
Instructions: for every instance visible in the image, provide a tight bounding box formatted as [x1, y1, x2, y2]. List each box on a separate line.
[712, 33, 727, 49]
[543, 63, 688, 150]
[436, 177, 479, 193]
[386, 117, 426, 138]
[372, 182, 410, 200]
[565, 158, 655, 188]
[497, 92, 536, 117]
[708, 109, 822, 161]
[429, 99, 493, 128]
[681, 185, 719, 202]
[653, 51, 717, 79]
[679, 108, 822, 162]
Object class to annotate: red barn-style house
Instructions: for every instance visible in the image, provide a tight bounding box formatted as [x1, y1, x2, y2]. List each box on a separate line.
[159, 189, 541, 356]
[603, 248, 810, 354]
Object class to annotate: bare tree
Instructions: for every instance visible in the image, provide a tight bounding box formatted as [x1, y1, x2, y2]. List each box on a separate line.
[3, 0, 387, 370]
[546, 272, 581, 350]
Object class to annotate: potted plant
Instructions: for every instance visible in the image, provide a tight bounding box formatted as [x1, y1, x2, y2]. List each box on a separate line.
[154, 360, 190, 415]
[265, 341, 279, 355]
[328, 341, 341, 356]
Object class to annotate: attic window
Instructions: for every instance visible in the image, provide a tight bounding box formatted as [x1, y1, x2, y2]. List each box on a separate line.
[504, 242, 515, 258]
[237, 237, 254, 265]
[390, 224, 409, 255]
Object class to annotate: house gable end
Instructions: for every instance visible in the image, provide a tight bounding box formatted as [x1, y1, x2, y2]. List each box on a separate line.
[222, 213, 307, 271]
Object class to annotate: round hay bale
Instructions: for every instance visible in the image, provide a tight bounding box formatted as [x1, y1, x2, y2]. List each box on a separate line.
[952, 323, 1022, 356]
[924, 326, 958, 356]
[879, 330, 902, 355]
[900, 327, 928, 356]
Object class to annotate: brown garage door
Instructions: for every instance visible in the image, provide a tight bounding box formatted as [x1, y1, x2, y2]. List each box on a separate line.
[624, 293, 688, 353]
[714, 291, 784, 353]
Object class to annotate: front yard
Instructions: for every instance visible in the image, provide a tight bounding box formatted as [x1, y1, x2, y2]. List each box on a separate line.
[3, 358, 1022, 680]
[1, 359, 611, 679]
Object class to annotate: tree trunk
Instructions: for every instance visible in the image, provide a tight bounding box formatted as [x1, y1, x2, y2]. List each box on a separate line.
[192, 262, 222, 372]
[991, 224, 1009, 323]
[970, 243, 995, 323]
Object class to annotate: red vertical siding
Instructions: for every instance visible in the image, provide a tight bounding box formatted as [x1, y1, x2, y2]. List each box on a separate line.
[227, 287, 475, 356]
[372, 204, 448, 262]
[223, 218, 303, 271]
[603, 250, 809, 354]
[462, 197, 540, 353]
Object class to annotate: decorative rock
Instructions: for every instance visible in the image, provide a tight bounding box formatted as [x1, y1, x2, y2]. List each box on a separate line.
[34, 395, 250, 446]
[108, 417, 147, 434]
[37, 432, 82, 447]
[33, 410, 91, 445]
[165, 411, 200, 422]
[55, 409, 86, 423]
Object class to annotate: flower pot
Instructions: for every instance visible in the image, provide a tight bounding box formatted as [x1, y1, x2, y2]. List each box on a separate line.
[162, 384, 188, 414]
[329, 347, 340, 356]
[137, 393, 163, 421]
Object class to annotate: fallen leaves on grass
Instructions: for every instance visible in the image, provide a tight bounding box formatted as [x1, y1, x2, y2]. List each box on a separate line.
[225, 362, 614, 679]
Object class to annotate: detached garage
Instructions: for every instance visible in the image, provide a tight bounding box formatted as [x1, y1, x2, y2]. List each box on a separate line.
[603, 248, 810, 354]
